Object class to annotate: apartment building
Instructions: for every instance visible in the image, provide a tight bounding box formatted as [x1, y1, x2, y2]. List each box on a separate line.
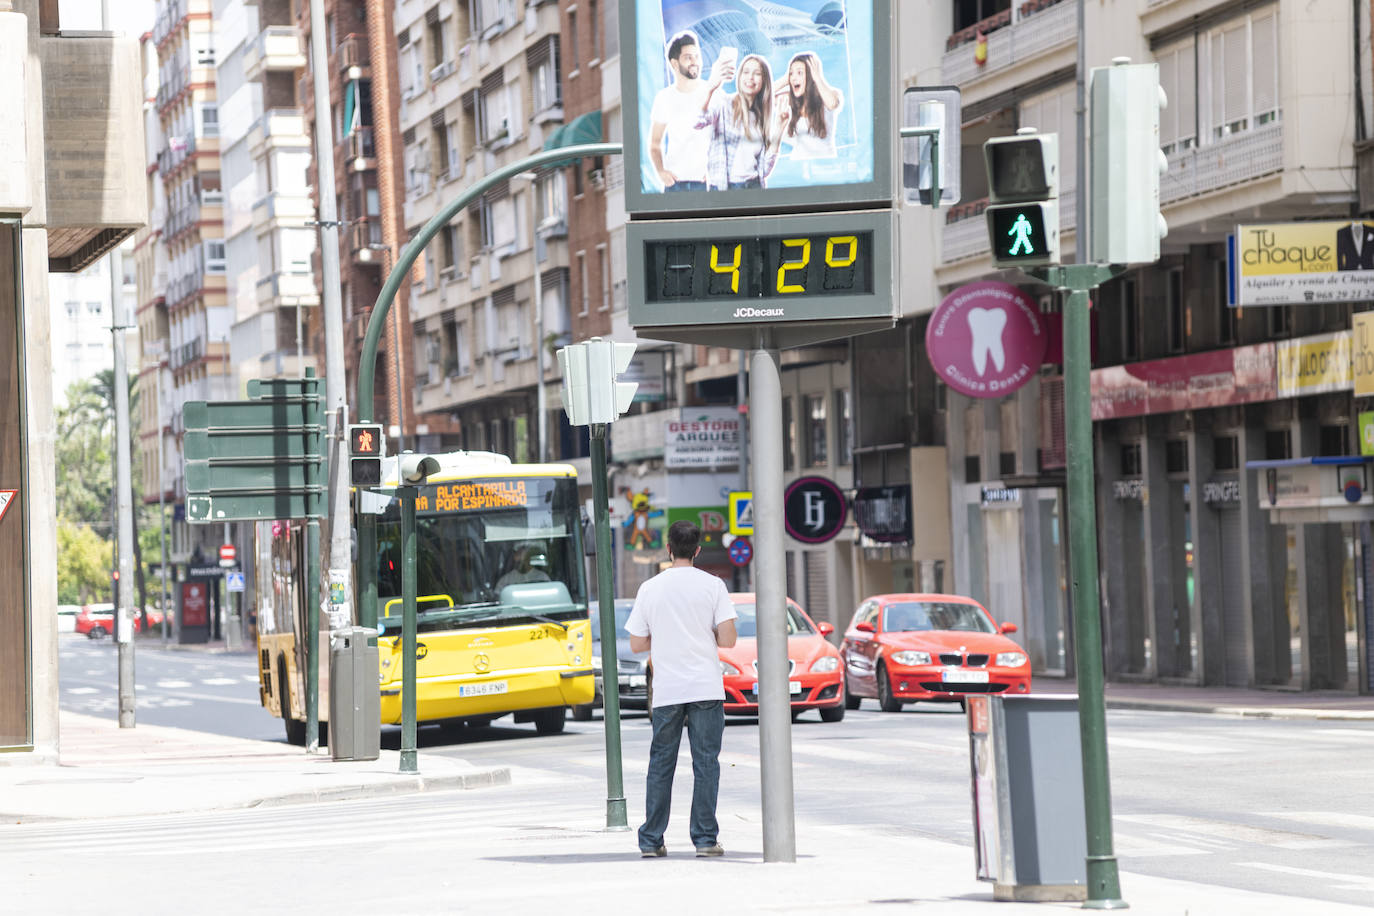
[296, 0, 419, 438]
[138, 0, 235, 577]
[397, 0, 567, 458]
[3, 0, 147, 757]
[923, 0, 1372, 693]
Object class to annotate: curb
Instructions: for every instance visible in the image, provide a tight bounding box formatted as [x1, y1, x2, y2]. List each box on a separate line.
[0, 766, 513, 824]
[1103, 699, 1374, 720]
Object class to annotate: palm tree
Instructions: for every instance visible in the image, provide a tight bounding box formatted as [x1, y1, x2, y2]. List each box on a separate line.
[93, 369, 150, 630]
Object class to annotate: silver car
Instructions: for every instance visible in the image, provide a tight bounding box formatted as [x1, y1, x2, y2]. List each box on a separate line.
[571, 599, 650, 720]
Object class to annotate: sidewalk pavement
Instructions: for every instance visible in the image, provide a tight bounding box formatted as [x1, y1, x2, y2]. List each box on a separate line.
[1032, 676, 1374, 719]
[6, 711, 1372, 915]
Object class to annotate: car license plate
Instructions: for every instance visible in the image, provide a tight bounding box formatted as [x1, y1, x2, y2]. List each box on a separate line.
[941, 668, 989, 684]
[459, 680, 508, 697]
[751, 681, 803, 695]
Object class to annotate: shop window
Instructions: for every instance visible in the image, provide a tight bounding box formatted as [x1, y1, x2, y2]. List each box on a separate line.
[1120, 442, 1142, 477]
[1213, 435, 1239, 471]
[1166, 439, 1189, 474]
[1264, 429, 1290, 460]
[1319, 424, 1348, 457]
[964, 454, 981, 483]
[999, 451, 1016, 477]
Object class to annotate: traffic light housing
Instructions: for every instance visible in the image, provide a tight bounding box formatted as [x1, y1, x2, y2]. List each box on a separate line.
[348, 423, 384, 487]
[983, 131, 1060, 268]
[1089, 57, 1168, 264]
[398, 452, 440, 485]
[557, 338, 638, 426]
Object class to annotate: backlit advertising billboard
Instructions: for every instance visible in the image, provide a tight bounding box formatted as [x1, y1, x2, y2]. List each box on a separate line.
[621, 0, 892, 214]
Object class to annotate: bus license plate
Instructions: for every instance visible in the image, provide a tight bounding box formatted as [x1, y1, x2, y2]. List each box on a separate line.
[459, 680, 509, 697]
[752, 681, 804, 695]
[941, 669, 989, 684]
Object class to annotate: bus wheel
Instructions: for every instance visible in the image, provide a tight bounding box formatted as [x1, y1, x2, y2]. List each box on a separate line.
[280, 658, 305, 746]
[569, 704, 593, 722]
[533, 708, 566, 735]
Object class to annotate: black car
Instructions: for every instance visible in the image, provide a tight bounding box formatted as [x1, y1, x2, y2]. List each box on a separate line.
[571, 599, 651, 720]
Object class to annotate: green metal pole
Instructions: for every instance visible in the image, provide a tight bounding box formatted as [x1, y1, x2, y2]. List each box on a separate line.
[399, 484, 418, 774]
[1061, 274, 1126, 909]
[590, 424, 628, 830]
[306, 517, 321, 753]
[351, 143, 622, 643]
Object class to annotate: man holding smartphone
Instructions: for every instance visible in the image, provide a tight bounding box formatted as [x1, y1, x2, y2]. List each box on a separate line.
[649, 31, 731, 192]
[626, 520, 738, 857]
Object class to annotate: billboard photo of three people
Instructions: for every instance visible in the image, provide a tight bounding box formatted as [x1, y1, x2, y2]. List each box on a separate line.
[627, 0, 882, 206]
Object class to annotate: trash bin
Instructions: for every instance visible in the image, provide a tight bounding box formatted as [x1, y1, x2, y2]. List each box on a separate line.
[329, 626, 380, 761]
[967, 694, 1087, 902]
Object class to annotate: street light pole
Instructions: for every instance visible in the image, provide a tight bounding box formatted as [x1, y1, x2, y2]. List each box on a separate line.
[514, 171, 547, 462]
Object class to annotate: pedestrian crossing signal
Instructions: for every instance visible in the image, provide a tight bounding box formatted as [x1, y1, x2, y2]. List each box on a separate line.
[983, 131, 1060, 268]
[348, 424, 384, 487]
[986, 203, 1057, 266]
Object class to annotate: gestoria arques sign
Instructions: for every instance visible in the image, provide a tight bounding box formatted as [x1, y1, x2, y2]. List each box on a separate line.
[1234, 221, 1374, 306]
[664, 407, 741, 468]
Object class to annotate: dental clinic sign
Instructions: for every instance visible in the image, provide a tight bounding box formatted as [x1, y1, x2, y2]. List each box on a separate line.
[926, 281, 1047, 399]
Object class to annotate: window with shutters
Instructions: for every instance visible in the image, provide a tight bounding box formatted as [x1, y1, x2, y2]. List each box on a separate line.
[535, 171, 566, 227]
[1155, 38, 1197, 154]
[1017, 84, 1076, 196]
[1201, 7, 1279, 142]
[834, 388, 852, 465]
[576, 251, 589, 315]
[432, 114, 451, 179]
[480, 74, 510, 144]
[803, 394, 827, 467]
[528, 37, 562, 114]
[804, 552, 829, 628]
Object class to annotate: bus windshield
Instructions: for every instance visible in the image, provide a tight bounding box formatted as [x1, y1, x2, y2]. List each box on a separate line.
[375, 475, 586, 626]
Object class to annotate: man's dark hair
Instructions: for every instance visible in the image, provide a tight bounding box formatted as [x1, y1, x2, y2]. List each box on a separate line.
[667, 31, 698, 64]
[667, 520, 701, 559]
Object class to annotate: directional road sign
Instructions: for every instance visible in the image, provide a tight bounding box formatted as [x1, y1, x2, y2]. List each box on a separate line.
[728, 537, 753, 568]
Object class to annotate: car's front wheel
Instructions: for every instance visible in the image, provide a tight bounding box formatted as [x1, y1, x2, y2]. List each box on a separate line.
[87, 625, 107, 640]
[876, 662, 903, 713]
[819, 701, 845, 722]
[569, 704, 593, 721]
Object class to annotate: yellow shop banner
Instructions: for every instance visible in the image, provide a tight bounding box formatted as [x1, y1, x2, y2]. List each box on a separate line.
[1274, 331, 1352, 397]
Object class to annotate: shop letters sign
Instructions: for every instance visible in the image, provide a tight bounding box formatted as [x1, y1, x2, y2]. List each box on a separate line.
[1091, 343, 1276, 421]
[1274, 331, 1351, 397]
[1233, 221, 1374, 307]
[664, 408, 741, 468]
[1354, 313, 1374, 398]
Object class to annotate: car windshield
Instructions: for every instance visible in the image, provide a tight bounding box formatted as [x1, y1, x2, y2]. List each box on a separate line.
[591, 602, 636, 645]
[882, 601, 995, 634]
[730, 602, 813, 638]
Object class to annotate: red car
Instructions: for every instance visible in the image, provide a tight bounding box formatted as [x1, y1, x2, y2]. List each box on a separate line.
[75, 604, 163, 639]
[719, 593, 847, 722]
[840, 593, 1031, 711]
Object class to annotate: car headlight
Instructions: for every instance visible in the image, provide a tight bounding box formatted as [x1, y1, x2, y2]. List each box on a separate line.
[996, 652, 1028, 668]
[810, 656, 840, 673]
[891, 650, 932, 666]
[720, 660, 740, 676]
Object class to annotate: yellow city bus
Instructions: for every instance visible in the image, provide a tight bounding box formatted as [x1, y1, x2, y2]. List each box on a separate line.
[255, 451, 595, 744]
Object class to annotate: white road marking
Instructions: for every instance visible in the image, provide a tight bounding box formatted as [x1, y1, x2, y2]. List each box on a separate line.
[1107, 735, 1243, 755]
[200, 677, 237, 686]
[1116, 814, 1346, 849]
[1262, 811, 1374, 832]
[66, 687, 99, 695]
[1237, 861, 1374, 890]
[156, 679, 193, 689]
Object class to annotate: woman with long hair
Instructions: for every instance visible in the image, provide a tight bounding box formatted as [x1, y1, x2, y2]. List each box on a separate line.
[696, 52, 789, 190]
[775, 52, 843, 160]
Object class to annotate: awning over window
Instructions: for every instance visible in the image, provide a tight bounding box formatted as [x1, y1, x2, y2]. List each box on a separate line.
[541, 110, 603, 167]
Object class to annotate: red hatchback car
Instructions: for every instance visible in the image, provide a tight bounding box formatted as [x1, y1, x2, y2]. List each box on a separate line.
[719, 594, 847, 722]
[841, 594, 1031, 711]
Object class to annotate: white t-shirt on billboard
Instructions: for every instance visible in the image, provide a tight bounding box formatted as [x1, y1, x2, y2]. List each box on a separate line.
[650, 83, 711, 184]
[625, 566, 736, 707]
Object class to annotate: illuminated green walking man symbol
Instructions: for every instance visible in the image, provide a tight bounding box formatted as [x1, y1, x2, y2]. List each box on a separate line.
[1007, 212, 1035, 256]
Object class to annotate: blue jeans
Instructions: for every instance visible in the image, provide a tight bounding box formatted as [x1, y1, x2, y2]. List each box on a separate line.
[666, 180, 707, 191]
[639, 700, 725, 851]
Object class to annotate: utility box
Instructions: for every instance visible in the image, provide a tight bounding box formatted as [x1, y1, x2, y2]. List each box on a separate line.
[967, 694, 1087, 902]
[329, 627, 380, 761]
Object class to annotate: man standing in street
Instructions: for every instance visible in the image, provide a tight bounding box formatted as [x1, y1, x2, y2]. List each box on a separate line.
[648, 31, 714, 192]
[626, 520, 737, 858]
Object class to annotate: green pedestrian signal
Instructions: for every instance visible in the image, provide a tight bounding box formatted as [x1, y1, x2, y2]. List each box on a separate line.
[983, 131, 1060, 268]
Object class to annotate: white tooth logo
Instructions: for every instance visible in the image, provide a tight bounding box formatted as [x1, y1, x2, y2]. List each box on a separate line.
[967, 307, 1008, 377]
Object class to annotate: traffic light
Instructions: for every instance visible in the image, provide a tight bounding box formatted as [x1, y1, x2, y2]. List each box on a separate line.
[348, 423, 384, 487]
[1089, 57, 1168, 264]
[983, 130, 1059, 268]
[397, 452, 440, 485]
[557, 338, 638, 426]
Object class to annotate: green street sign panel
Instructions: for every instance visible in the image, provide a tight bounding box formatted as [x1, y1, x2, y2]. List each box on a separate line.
[185, 460, 316, 493]
[183, 429, 322, 462]
[186, 490, 323, 523]
[183, 399, 322, 431]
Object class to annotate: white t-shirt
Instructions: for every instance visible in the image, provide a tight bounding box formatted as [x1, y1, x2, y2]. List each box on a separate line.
[650, 83, 711, 183]
[728, 127, 765, 184]
[786, 106, 838, 160]
[625, 566, 737, 707]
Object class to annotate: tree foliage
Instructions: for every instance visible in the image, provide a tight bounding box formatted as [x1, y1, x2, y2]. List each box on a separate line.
[57, 519, 111, 605]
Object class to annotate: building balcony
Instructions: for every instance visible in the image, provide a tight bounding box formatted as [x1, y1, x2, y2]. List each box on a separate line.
[337, 33, 370, 78]
[348, 219, 386, 264]
[1162, 122, 1283, 206]
[346, 127, 376, 171]
[243, 26, 306, 82]
[171, 335, 204, 370]
[251, 190, 313, 233]
[941, 0, 1075, 93]
[153, 0, 188, 47]
[256, 272, 320, 309]
[248, 108, 309, 157]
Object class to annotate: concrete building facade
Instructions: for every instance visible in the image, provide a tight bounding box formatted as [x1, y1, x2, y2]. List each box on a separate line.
[1, 0, 148, 759]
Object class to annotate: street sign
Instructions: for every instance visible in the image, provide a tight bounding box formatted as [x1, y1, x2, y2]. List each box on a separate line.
[783, 476, 848, 544]
[225, 570, 246, 592]
[218, 544, 236, 566]
[0, 489, 16, 525]
[728, 491, 754, 536]
[183, 370, 325, 523]
[728, 536, 753, 568]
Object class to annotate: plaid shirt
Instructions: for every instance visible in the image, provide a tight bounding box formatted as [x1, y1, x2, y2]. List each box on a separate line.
[696, 92, 779, 190]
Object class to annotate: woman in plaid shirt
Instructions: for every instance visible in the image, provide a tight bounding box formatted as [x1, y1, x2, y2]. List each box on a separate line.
[695, 53, 789, 190]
